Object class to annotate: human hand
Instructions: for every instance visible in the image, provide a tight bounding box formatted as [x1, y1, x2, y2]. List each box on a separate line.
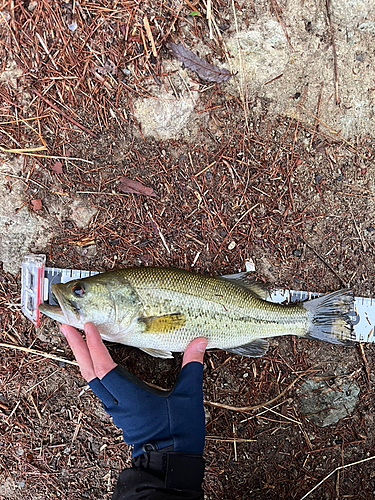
[61, 322, 207, 457]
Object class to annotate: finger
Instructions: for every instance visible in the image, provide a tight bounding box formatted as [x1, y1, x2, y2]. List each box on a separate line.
[182, 337, 207, 368]
[61, 325, 96, 382]
[84, 322, 117, 379]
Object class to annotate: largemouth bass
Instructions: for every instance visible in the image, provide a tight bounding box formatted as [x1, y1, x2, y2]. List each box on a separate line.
[38, 267, 355, 358]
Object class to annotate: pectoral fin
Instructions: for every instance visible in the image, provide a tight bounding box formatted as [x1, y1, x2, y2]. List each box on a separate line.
[138, 313, 186, 333]
[139, 347, 174, 359]
[226, 338, 269, 357]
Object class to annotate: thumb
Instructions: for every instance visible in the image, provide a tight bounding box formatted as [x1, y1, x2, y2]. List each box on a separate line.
[182, 337, 207, 368]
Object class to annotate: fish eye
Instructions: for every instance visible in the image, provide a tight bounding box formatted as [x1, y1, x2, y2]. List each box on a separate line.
[72, 284, 85, 297]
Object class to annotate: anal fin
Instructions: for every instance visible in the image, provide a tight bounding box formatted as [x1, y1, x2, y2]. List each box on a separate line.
[139, 347, 174, 359]
[226, 338, 269, 357]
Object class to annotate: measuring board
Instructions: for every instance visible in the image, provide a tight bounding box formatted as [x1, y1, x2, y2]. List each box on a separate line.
[21, 254, 374, 343]
[21, 254, 99, 328]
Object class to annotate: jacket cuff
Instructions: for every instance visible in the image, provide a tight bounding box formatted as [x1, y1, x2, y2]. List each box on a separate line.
[112, 451, 205, 499]
[132, 451, 205, 491]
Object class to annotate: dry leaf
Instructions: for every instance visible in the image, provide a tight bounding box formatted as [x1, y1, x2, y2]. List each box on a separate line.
[52, 161, 63, 174]
[119, 177, 156, 197]
[31, 199, 42, 211]
[166, 42, 232, 83]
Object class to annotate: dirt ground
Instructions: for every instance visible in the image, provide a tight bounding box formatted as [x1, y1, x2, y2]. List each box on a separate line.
[1, 0, 375, 499]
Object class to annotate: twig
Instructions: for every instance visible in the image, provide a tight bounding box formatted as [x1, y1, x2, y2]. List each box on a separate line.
[25, 369, 60, 394]
[0, 171, 48, 189]
[300, 237, 346, 287]
[270, 0, 294, 51]
[36, 32, 59, 70]
[299, 455, 375, 500]
[145, 203, 171, 254]
[357, 343, 371, 386]
[20, 155, 94, 164]
[143, 16, 157, 57]
[299, 105, 368, 159]
[204, 373, 305, 412]
[230, 0, 248, 128]
[232, 424, 237, 461]
[0, 342, 79, 366]
[31, 89, 96, 137]
[349, 202, 367, 252]
[206, 0, 213, 39]
[194, 161, 216, 178]
[206, 436, 256, 443]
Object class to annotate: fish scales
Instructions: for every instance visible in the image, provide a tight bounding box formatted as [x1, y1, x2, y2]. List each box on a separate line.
[38, 266, 355, 358]
[119, 267, 307, 351]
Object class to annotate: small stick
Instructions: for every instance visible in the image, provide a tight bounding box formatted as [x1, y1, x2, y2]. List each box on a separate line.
[194, 161, 216, 178]
[29, 393, 42, 419]
[0, 342, 78, 366]
[232, 424, 237, 461]
[300, 455, 375, 500]
[31, 89, 96, 137]
[25, 369, 60, 394]
[301, 237, 346, 287]
[0, 171, 48, 189]
[206, 436, 256, 443]
[349, 202, 367, 253]
[143, 16, 157, 57]
[270, 0, 294, 51]
[0, 115, 49, 126]
[36, 32, 59, 70]
[71, 411, 82, 445]
[18, 155, 94, 164]
[299, 105, 368, 158]
[204, 373, 305, 412]
[145, 204, 171, 254]
[184, 0, 201, 14]
[206, 0, 213, 40]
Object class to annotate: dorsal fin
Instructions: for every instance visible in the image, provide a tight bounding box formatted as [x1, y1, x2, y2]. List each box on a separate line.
[220, 272, 270, 300]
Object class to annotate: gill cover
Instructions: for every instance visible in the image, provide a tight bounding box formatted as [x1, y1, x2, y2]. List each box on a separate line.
[40, 272, 143, 336]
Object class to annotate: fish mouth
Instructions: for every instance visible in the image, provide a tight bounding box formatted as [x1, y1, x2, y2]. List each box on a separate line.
[38, 285, 82, 327]
[38, 303, 66, 323]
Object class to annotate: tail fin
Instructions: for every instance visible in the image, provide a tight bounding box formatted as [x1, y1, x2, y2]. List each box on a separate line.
[303, 289, 355, 345]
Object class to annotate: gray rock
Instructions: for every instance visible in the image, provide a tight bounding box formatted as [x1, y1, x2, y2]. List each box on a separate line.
[69, 199, 97, 228]
[0, 158, 54, 274]
[223, 0, 375, 138]
[133, 87, 198, 140]
[298, 377, 360, 427]
[226, 19, 289, 92]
